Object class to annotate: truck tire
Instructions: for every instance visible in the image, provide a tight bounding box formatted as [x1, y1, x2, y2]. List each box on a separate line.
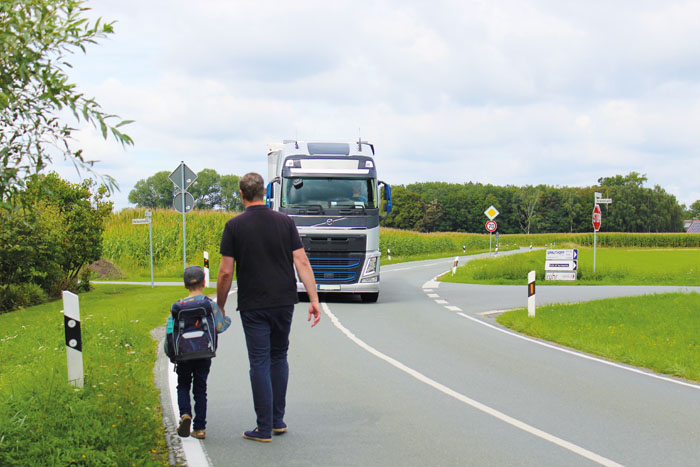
[360, 292, 378, 303]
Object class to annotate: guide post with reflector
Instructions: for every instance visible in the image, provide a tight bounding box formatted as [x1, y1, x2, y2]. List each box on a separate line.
[527, 270, 536, 317]
[452, 257, 458, 276]
[203, 251, 210, 287]
[63, 291, 84, 388]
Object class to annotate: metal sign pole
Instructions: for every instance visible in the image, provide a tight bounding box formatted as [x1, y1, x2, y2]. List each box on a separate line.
[181, 162, 187, 269]
[146, 211, 154, 288]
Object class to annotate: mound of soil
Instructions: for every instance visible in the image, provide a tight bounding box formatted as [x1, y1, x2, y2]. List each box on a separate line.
[86, 259, 125, 280]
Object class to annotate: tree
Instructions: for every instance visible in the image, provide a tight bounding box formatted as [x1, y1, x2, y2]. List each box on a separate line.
[219, 174, 243, 211]
[0, 0, 132, 208]
[515, 186, 541, 234]
[686, 200, 700, 219]
[128, 171, 175, 208]
[189, 169, 221, 209]
[0, 172, 112, 311]
[598, 172, 647, 188]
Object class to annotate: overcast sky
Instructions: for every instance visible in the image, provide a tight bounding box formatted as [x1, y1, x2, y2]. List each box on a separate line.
[53, 0, 700, 210]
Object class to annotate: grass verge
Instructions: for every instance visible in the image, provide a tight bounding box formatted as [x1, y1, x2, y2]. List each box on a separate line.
[441, 248, 700, 285]
[496, 292, 700, 382]
[0, 284, 186, 466]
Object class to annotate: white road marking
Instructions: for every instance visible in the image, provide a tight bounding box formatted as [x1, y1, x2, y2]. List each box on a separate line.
[457, 312, 700, 391]
[322, 302, 624, 467]
[445, 306, 462, 312]
[435, 299, 448, 304]
[427, 293, 440, 298]
[478, 309, 512, 316]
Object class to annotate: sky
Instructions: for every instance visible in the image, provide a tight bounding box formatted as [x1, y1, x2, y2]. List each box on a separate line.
[52, 0, 700, 210]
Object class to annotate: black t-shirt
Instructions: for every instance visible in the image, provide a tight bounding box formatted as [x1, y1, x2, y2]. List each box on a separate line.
[220, 205, 303, 311]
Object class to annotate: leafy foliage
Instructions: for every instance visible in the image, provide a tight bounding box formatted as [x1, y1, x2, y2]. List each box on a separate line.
[0, 0, 132, 207]
[383, 173, 684, 233]
[0, 173, 112, 311]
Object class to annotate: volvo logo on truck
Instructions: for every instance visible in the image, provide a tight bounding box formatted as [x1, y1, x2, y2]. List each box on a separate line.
[265, 139, 392, 303]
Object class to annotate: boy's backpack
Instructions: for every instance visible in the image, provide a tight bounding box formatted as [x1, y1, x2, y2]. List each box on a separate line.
[164, 297, 218, 362]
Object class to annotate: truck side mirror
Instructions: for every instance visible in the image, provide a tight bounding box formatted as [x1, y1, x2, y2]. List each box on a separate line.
[378, 181, 392, 220]
[266, 177, 281, 208]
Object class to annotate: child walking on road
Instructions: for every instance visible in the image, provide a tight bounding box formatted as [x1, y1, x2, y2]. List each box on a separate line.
[168, 266, 231, 439]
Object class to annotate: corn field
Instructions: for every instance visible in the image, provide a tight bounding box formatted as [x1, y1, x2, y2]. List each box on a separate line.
[101, 211, 700, 276]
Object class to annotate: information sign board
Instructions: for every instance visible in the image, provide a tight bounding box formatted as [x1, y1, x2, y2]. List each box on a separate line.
[545, 272, 577, 281]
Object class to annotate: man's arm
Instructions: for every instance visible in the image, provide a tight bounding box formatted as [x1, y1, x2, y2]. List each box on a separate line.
[293, 247, 321, 327]
[217, 256, 235, 316]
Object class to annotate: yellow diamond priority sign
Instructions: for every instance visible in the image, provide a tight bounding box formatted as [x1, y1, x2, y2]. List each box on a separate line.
[484, 205, 499, 220]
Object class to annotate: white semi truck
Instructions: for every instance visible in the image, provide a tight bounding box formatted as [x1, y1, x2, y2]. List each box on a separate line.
[266, 140, 392, 302]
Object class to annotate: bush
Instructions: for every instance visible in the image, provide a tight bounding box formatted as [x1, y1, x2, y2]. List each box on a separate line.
[0, 283, 48, 313]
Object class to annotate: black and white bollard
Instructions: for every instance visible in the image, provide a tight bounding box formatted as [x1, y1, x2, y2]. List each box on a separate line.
[387, 249, 391, 261]
[527, 270, 536, 317]
[452, 257, 459, 276]
[203, 251, 210, 287]
[63, 291, 84, 388]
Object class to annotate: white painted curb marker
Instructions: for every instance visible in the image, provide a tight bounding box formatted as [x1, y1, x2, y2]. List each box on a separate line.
[63, 291, 83, 388]
[528, 270, 536, 317]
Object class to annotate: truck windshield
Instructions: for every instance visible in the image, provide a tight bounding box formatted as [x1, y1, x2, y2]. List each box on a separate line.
[282, 177, 377, 210]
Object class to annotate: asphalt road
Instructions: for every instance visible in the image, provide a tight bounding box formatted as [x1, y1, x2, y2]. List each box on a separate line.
[162, 253, 700, 466]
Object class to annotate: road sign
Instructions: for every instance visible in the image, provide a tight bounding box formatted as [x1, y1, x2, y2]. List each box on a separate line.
[174, 192, 195, 213]
[484, 205, 499, 220]
[546, 249, 578, 260]
[597, 198, 612, 204]
[169, 162, 197, 190]
[545, 272, 577, 281]
[485, 220, 497, 232]
[132, 218, 150, 224]
[545, 260, 577, 271]
[495, 231, 500, 242]
[593, 204, 602, 231]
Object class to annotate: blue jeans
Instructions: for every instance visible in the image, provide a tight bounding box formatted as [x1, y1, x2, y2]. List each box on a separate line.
[176, 358, 212, 430]
[240, 305, 294, 437]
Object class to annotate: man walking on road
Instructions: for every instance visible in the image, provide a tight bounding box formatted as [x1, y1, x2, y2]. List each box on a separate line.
[217, 172, 321, 443]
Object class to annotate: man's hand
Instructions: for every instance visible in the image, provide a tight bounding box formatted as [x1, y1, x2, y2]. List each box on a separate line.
[308, 301, 321, 327]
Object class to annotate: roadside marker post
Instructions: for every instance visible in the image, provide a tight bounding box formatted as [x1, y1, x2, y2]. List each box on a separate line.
[204, 251, 210, 287]
[388, 249, 391, 261]
[527, 271, 536, 317]
[452, 257, 459, 276]
[62, 291, 83, 388]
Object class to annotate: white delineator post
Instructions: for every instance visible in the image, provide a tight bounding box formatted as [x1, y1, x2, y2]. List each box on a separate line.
[527, 270, 536, 317]
[203, 251, 210, 287]
[452, 257, 459, 276]
[63, 291, 84, 387]
[387, 249, 391, 261]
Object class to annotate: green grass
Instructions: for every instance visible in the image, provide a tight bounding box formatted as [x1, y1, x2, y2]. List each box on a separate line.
[0, 285, 188, 466]
[441, 248, 700, 285]
[496, 293, 700, 382]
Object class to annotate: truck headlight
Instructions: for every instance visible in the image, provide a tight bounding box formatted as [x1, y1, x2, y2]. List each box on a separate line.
[364, 256, 378, 276]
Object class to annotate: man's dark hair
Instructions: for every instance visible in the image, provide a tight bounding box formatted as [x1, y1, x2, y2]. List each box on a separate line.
[239, 172, 265, 202]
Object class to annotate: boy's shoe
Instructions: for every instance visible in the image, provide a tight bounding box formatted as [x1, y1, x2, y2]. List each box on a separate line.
[242, 428, 272, 442]
[192, 429, 206, 439]
[177, 414, 192, 437]
[272, 422, 288, 434]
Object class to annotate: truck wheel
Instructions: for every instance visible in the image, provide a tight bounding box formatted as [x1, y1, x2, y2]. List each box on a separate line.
[361, 293, 378, 303]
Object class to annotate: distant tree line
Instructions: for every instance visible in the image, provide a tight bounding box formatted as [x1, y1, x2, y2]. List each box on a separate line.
[383, 172, 689, 233]
[129, 170, 696, 233]
[128, 169, 243, 211]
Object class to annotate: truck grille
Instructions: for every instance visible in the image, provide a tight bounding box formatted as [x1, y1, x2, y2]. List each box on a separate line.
[309, 257, 363, 284]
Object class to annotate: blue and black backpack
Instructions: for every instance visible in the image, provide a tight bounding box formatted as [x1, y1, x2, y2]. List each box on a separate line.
[164, 297, 218, 362]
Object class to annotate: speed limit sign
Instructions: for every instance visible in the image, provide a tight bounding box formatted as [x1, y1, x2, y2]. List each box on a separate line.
[485, 220, 497, 232]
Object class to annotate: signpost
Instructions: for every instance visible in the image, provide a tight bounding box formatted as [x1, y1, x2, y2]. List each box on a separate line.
[484, 206, 499, 255]
[132, 210, 154, 287]
[169, 162, 197, 270]
[544, 249, 578, 281]
[592, 192, 612, 273]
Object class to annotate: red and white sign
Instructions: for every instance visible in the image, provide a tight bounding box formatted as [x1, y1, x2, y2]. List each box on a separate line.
[592, 204, 602, 231]
[485, 220, 497, 232]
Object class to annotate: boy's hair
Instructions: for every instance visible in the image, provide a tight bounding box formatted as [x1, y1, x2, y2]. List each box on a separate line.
[239, 172, 265, 202]
[184, 265, 205, 290]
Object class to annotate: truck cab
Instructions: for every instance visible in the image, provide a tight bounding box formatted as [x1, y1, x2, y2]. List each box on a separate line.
[266, 140, 391, 302]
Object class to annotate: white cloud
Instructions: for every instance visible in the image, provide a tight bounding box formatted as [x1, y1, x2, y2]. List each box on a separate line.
[46, 0, 700, 210]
